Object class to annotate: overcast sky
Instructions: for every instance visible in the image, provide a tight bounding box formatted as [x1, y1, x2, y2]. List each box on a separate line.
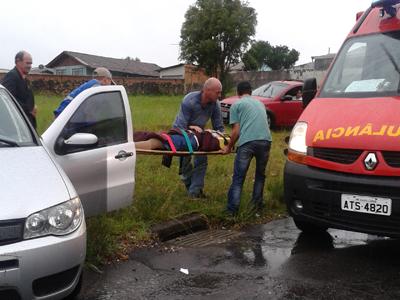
[1, 0, 372, 70]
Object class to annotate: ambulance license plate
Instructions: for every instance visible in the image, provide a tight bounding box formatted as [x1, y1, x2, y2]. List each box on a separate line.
[341, 194, 391, 216]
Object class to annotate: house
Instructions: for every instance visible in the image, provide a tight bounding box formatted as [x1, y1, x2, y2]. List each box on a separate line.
[159, 64, 208, 93]
[30, 64, 55, 75]
[292, 61, 315, 71]
[159, 63, 186, 79]
[229, 61, 272, 73]
[229, 62, 245, 73]
[311, 53, 336, 71]
[46, 51, 160, 77]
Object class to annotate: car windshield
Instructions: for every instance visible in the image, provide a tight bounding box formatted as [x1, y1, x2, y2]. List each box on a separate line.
[0, 88, 35, 146]
[320, 30, 400, 98]
[252, 82, 289, 98]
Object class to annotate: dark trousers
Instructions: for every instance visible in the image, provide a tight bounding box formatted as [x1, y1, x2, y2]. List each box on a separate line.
[227, 140, 271, 213]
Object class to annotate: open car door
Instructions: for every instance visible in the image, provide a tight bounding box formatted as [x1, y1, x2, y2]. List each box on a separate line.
[42, 85, 136, 217]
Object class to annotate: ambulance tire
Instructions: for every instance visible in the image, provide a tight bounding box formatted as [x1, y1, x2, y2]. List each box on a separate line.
[293, 218, 327, 233]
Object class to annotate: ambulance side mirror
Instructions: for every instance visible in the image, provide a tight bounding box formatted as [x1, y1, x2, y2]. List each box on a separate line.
[302, 78, 317, 108]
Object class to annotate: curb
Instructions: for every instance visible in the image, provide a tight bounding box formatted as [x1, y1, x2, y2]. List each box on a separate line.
[151, 212, 209, 242]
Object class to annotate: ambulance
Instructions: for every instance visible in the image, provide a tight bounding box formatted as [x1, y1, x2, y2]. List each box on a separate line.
[284, 0, 400, 237]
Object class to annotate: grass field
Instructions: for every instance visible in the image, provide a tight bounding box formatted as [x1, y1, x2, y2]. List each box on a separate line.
[35, 94, 290, 265]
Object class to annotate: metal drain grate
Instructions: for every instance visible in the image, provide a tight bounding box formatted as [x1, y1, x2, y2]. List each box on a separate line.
[167, 229, 242, 247]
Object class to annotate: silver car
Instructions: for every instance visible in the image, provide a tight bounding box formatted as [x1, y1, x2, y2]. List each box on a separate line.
[0, 84, 136, 299]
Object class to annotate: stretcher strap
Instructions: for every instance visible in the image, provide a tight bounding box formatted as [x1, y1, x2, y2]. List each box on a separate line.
[212, 130, 229, 145]
[179, 129, 193, 154]
[161, 133, 177, 153]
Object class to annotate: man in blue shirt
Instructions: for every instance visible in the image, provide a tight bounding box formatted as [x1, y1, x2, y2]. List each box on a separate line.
[223, 81, 272, 215]
[53, 67, 114, 118]
[173, 77, 224, 199]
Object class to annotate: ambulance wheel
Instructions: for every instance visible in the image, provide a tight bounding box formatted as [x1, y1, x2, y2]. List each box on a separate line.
[293, 218, 327, 233]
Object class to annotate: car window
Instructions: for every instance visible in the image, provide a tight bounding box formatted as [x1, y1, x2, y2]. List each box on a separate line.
[253, 82, 289, 98]
[285, 86, 303, 100]
[57, 91, 127, 154]
[0, 88, 35, 146]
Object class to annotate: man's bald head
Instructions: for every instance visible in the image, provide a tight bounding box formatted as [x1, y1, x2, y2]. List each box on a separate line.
[202, 77, 222, 103]
[204, 77, 222, 90]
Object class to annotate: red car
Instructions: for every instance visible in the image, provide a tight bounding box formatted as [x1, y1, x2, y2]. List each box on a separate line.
[220, 80, 304, 127]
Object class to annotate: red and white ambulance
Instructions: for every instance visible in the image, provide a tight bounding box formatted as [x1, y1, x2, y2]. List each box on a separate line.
[284, 0, 400, 237]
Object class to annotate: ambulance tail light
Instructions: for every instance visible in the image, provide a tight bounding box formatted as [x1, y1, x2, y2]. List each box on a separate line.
[287, 122, 308, 164]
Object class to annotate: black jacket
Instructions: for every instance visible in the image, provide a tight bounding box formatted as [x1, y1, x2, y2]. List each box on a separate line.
[1, 67, 36, 128]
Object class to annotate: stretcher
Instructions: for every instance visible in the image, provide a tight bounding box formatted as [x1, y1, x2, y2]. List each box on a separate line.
[135, 129, 230, 156]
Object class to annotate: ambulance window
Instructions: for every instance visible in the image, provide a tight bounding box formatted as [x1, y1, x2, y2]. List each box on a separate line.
[320, 31, 400, 98]
[343, 43, 366, 85]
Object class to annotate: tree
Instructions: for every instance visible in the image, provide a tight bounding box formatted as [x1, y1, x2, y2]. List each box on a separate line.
[242, 40, 272, 71]
[267, 45, 299, 70]
[180, 0, 257, 93]
[243, 41, 300, 71]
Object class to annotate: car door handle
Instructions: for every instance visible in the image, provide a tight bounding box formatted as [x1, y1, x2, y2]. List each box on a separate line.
[115, 150, 133, 160]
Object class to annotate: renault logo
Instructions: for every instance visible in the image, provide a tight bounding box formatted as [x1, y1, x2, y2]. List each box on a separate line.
[364, 153, 378, 170]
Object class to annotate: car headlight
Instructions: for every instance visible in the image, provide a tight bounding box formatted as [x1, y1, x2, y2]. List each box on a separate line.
[24, 198, 83, 239]
[287, 122, 308, 164]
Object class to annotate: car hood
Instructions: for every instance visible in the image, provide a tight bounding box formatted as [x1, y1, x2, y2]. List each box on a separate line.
[221, 96, 239, 105]
[221, 95, 272, 105]
[302, 97, 400, 151]
[0, 146, 71, 220]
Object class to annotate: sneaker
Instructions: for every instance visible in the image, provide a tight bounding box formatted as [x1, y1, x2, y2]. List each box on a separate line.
[222, 209, 237, 218]
[188, 190, 207, 200]
[251, 202, 265, 212]
[184, 181, 191, 192]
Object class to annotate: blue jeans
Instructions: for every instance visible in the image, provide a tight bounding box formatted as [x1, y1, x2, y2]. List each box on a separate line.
[227, 140, 271, 214]
[179, 155, 208, 196]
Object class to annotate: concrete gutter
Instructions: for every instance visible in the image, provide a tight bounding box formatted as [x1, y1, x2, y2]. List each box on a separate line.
[150, 212, 209, 242]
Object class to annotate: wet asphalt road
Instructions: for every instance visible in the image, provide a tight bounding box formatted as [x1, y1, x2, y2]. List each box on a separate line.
[77, 218, 400, 299]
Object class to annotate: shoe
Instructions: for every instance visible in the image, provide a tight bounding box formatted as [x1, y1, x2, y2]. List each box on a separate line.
[184, 181, 191, 192]
[222, 209, 237, 218]
[251, 202, 265, 212]
[188, 190, 207, 200]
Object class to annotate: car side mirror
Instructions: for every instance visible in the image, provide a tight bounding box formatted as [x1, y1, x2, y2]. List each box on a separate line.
[64, 133, 98, 146]
[302, 78, 317, 108]
[55, 133, 99, 155]
[281, 95, 293, 101]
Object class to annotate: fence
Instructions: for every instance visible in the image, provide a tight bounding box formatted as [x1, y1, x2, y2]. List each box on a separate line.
[0, 73, 185, 96]
[0, 68, 328, 96]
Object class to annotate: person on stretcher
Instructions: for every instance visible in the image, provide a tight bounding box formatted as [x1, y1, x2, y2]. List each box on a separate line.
[134, 128, 229, 152]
